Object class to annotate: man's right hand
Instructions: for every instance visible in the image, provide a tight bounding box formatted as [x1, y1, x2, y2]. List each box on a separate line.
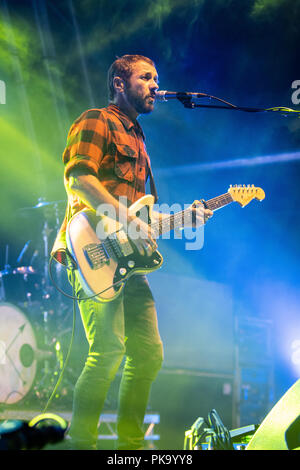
[68, 173, 158, 257]
[127, 216, 158, 257]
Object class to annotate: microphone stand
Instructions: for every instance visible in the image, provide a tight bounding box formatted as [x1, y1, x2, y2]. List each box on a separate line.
[174, 93, 300, 117]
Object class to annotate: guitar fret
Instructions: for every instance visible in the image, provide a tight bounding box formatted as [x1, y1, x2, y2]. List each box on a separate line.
[205, 193, 233, 211]
[150, 192, 234, 237]
[151, 210, 186, 238]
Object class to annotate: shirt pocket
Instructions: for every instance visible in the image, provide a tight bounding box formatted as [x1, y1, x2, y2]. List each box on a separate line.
[113, 142, 138, 182]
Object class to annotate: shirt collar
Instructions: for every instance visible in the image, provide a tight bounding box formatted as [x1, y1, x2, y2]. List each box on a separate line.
[107, 103, 145, 140]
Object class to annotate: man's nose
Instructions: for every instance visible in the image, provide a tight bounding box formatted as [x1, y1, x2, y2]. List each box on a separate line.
[150, 80, 159, 91]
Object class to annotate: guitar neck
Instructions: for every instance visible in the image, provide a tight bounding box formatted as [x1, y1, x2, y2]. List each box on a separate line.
[151, 192, 234, 238]
[204, 192, 234, 211]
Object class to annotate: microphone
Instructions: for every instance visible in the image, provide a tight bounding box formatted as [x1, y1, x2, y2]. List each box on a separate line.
[155, 90, 208, 101]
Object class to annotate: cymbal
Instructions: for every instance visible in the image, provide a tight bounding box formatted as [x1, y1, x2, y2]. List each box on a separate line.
[20, 199, 65, 211]
[18, 200, 67, 212]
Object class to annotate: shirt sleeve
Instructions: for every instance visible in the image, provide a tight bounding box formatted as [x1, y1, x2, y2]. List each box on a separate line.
[63, 109, 108, 180]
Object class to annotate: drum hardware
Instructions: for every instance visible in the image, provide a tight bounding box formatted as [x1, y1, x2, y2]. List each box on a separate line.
[16, 240, 31, 266]
[0, 266, 44, 304]
[42, 219, 53, 291]
[18, 198, 65, 213]
[0, 303, 40, 405]
[0, 198, 76, 409]
[0, 300, 74, 408]
[0, 245, 10, 300]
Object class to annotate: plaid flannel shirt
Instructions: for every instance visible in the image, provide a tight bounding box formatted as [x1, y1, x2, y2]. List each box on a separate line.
[51, 104, 156, 265]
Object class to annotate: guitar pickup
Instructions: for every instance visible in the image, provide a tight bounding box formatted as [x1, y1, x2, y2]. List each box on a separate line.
[108, 230, 134, 257]
[83, 243, 109, 270]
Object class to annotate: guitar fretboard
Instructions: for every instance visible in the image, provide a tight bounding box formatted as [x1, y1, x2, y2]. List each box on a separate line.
[150, 192, 234, 237]
[204, 192, 233, 211]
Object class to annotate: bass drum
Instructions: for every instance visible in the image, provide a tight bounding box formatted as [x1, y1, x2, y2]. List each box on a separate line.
[0, 303, 41, 405]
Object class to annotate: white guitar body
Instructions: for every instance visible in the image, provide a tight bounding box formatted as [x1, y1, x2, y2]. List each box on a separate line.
[66, 195, 163, 302]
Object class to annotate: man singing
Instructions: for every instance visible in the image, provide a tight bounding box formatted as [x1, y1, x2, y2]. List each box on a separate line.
[51, 54, 212, 450]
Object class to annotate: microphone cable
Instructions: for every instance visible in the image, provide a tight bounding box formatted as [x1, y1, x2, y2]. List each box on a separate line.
[48, 253, 126, 302]
[185, 409, 234, 450]
[206, 409, 234, 450]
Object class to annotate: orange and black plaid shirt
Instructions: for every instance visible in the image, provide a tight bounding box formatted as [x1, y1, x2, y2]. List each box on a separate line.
[51, 104, 157, 265]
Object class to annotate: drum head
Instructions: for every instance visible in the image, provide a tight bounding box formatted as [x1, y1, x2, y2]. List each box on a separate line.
[0, 303, 37, 404]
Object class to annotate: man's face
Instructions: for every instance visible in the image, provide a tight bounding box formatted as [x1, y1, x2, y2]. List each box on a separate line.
[123, 61, 159, 115]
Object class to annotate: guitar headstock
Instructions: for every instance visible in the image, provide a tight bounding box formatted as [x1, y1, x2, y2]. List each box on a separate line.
[228, 184, 265, 207]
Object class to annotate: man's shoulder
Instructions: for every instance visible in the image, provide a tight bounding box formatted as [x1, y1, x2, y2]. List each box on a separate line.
[74, 106, 111, 123]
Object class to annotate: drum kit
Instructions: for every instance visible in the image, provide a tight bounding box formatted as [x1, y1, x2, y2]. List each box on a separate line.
[0, 198, 78, 410]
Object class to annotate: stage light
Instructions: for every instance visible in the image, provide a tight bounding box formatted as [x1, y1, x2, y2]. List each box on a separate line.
[0, 413, 68, 450]
[291, 340, 300, 366]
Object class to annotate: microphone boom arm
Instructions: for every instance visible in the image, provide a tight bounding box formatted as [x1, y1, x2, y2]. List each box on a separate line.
[156, 90, 300, 117]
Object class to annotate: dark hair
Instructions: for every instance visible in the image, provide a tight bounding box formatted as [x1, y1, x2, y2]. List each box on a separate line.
[107, 54, 155, 101]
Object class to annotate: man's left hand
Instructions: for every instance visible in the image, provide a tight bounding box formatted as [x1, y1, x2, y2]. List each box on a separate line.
[191, 200, 213, 227]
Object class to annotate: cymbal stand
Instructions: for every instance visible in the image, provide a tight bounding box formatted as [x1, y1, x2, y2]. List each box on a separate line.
[39, 200, 72, 404]
[53, 202, 63, 307]
[41, 212, 53, 380]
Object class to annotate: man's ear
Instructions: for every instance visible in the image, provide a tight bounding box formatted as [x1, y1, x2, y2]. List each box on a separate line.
[113, 76, 125, 95]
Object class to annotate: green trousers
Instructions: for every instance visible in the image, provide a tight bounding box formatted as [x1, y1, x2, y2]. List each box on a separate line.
[68, 273, 163, 450]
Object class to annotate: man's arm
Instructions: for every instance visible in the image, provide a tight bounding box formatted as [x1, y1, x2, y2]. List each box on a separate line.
[68, 172, 157, 256]
[69, 173, 130, 221]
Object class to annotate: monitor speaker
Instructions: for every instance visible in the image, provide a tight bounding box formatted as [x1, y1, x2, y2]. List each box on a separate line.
[246, 379, 300, 450]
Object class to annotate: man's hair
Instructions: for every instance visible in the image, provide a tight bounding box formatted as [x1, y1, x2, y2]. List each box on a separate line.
[107, 54, 155, 101]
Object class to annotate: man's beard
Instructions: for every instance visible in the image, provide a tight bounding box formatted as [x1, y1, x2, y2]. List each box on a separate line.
[124, 83, 154, 115]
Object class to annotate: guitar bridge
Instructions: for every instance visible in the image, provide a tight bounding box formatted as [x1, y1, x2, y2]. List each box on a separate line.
[108, 230, 134, 257]
[83, 243, 109, 270]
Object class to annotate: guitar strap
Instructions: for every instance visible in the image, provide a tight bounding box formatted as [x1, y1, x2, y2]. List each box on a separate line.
[148, 164, 158, 203]
[134, 118, 158, 204]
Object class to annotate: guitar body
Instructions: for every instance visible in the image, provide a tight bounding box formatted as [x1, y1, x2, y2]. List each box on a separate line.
[66, 185, 265, 303]
[66, 195, 163, 302]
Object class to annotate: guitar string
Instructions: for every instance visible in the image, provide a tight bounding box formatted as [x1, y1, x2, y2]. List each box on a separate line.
[94, 191, 241, 251]
[149, 193, 233, 237]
